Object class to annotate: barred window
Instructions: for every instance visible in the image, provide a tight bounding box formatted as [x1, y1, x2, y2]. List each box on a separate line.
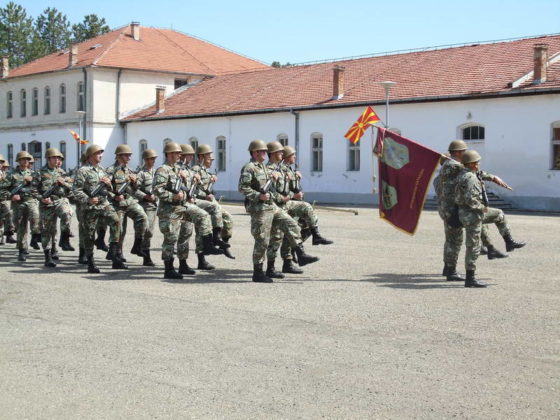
[59, 84, 66, 113]
[139, 139, 148, 166]
[7, 144, 13, 167]
[277, 134, 288, 147]
[32, 88, 38, 116]
[462, 125, 485, 141]
[311, 133, 323, 172]
[77, 81, 84, 111]
[552, 123, 560, 170]
[348, 140, 360, 171]
[59, 141, 66, 170]
[44, 86, 51, 115]
[216, 136, 226, 172]
[6, 91, 12, 118]
[20, 89, 26, 117]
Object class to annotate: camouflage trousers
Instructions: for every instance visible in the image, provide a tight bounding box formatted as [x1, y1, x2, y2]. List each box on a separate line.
[158, 203, 212, 261]
[268, 200, 317, 261]
[140, 207, 157, 250]
[76, 204, 86, 248]
[196, 199, 233, 238]
[0, 199, 15, 235]
[13, 199, 41, 251]
[178, 221, 194, 260]
[40, 199, 73, 250]
[116, 201, 148, 247]
[251, 207, 301, 265]
[82, 205, 121, 256]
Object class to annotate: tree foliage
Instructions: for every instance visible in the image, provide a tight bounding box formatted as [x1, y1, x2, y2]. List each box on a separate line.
[0, 2, 35, 67]
[72, 14, 110, 43]
[34, 7, 71, 57]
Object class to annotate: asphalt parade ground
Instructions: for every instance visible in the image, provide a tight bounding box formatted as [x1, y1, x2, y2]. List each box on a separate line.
[0, 204, 558, 419]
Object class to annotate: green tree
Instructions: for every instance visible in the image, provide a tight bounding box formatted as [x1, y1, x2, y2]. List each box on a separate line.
[34, 7, 70, 56]
[0, 2, 35, 67]
[72, 14, 110, 43]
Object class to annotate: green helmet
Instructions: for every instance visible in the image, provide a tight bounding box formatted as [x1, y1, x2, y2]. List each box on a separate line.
[86, 144, 104, 157]
[283, 146, 295, 158]
[196, 144, 213, 155]
[164, 142, 182, 154]
[248, 139, 268, 152]
[180, 144, 195, 155]
[448, 140, 467, 152]
[45, 147, 64, 158]
[267, 141, 284, 154]
[16, 151, 33, 161]
[461, 150, 481, 164]
[115, 144, 133, 155]
[142, 148, 158, 159]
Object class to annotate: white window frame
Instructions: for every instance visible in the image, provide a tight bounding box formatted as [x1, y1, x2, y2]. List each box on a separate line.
[277, 133, 289, 147]
[77, 81, 84, 111]
[139, 139, 148, 166]
[59, 83, 66, 113]
[216, 136, 226, 172]
[552, 122, 560, 170]
[44, 86, 51, 115]
[311, 132, 323, 172]
[31, 88, 39, 116]
[6, 91, 12, 118]
[59, 141, 66, 170]
[20, 89, 26, 117]
[347, 140, 360, 171]
[460, 123, 485, 144]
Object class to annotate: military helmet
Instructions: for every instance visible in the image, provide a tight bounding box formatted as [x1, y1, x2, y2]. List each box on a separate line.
[142, 148, 158, 159]
[164, 142, 182, 154]
[115, 144, 133, 155]
[448, 140, 467, 152]
[29, 156, 35, 163]
[2, 161, 9, 167]
[196, 144, 213, 155]
[86, 144, 104, 158]
[180, 144, 195, 155]
[16, 151, 33, 161]
[267, 141, 284, 154]
[283, 145, 295, 158]
[248, 139, 268, 152]
[45, 147, 64, 158]
[461, 150, 481, 164]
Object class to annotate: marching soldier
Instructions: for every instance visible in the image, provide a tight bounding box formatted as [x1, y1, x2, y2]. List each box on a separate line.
[76, 153, 89, 264]
[153, 142, 221, 280]
[193, 144, 235, 259]
[33, 148, 74, 267]
[105, 144, 148, 264]
[73, 145, 126, 273]
[238, 139, 318, 283]
[455, 150, 526, 287]
[0, 151, 41, 261]
[176, 144, 198, 273]
[135, 148, 159, 266]
[0, 156, 16, 245]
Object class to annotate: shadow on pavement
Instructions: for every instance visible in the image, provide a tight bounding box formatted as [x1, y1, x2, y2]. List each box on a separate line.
[362, 272, 463, 289]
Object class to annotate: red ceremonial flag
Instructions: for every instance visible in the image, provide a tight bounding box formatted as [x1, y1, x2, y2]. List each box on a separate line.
[344, 106, 381, 144]
[68, 129, 89, 144]
[374, 127, 441, 235]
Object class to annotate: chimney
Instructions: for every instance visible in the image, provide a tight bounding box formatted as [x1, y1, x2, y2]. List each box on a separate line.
[156, 86, 166, 113]
[69, 44, 78, 67]
[332, 65, 345, 99]
[533, 43, 548, 84]
[131, 22, 141, 41]
[1, 56, 8, 78]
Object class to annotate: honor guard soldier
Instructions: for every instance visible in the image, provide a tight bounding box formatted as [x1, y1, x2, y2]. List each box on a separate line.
[73, 145, 126, 273]
[0, 151, 41, 261]
[238, 139, 318, 283]
[455, 150, 526, 287]
[0, 156, 16, 245]
[105, 144, 148, 263]
[33, 148, 75, 267]
[134, 148, 159, 266]
[76, 153, 90, 265]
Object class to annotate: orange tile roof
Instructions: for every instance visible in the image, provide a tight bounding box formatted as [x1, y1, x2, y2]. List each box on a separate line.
[123, 34, 560, 122]
[5, 24, 267, 79]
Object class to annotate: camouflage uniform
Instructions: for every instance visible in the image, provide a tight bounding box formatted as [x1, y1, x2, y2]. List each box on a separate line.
[134, 165, 158, 251]
[0, 169, 15, 240]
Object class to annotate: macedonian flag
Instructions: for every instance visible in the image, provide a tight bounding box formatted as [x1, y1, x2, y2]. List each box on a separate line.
[68, 129, 89, 145]
[344, 106, 381, 144]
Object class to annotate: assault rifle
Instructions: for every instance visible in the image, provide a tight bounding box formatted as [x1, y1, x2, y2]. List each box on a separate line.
[116, 181, 130, 196]
[90, 182, 108, 198]
[201, 169, 217, 196]
[476, 171, 490, 207]
[10, 182, 27, 197]
[260, 162, 282, 194]
[42, 184, 59, 199]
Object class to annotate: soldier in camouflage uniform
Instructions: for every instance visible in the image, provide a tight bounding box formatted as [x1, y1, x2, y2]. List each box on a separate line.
[134, 148, 159, 266]
[153, 142, 221, 280]
[455, 150, 526, 287]
[0, 151, 41, 261]
[105, 144, 148, 264]
[72, 145, 126, 273]
[238, 139, 319, 283]
[193, 144, 235, 259]
[0, 156, 16, 245]
[33, 148, 74, 267]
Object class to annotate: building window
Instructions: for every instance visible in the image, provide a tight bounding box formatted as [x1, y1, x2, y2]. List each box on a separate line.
[59, 141, 66, 170]
[59, 84, 66, 113]
[163, 138, 172, 155]
[216, 136, 226, 172]
[552, 123, 560, 170]
[139, 139, 148, 166]
[277, 134, 288, 146]
[20, 89, 26, 117]
[311, 133, 323, 172]
[189, 136, 199, 152]
[77, 81, 84, 111]
[44, 86, 51, 115]
[348, 140, 360, 171]
[21, 142, 26, 151]
[174, 78, 189, 89]
[7, 144, 13, 167]
[46, 142, 51, 150]
[28, 141, 42, 169]
[462, 124, 485, 141]
[31, 88, 38, 116]
[6, 91, 12, 118]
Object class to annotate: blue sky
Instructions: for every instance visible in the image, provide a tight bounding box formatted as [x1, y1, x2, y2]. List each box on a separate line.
[21, 0, 560, 64]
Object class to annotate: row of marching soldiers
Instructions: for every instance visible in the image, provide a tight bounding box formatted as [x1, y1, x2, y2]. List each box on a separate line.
[0, 139, 332, 281]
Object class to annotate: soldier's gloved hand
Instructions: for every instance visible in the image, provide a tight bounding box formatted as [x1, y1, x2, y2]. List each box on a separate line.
[194, 174, 201, 182]
[483, 207, 488, 213]
[42, 198, 52, 205]
[174, 192, 184, 201]
[271, 172, 280, 181]
[294, 192, 304, 200]
[295, 171, 302, 178]
[115, 195, 124, 202]
[211, 175, 218, 183]
[144, 194, 155, 202]
[24, 176, 33, 183]
[206, 194, 214, 201]
[282, 195, 290, 203]
[129, 174, 137, 184]
[492, 176, 512, 190]
[101, 177, 111, 186]
[89, 197, 99, 205]
[12, 194, 21, 202]
[259, 193, 270, 201]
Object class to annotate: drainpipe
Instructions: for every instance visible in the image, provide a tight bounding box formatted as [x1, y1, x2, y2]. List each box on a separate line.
[116, 69, 123, 142]
[290, 109, 300, 166]
[82, 68, 88, 155]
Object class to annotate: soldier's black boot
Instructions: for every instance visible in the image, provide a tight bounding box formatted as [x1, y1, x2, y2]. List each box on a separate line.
[444, 265, 464, 281]
[480, 246, 488, 256]
[142, 249, 155, 267]
[202, 234, 223, 255]
[487, 245, 508, 260]
[30, 233, 41, 250]
[197, 253, 215, 270]
[294, 243, 319, 267]
[95, 227, 109, 251]
[44, 249, 57, 267]
[311, 227, 333, 245]
[6, 232, 16, 244]
[130, 237, 145, 257]
[18, 249, 26, 262]
[179, 259, 196, 275]
[252, 263, 273, 283]
[221, 237, 235, 259]
[78, 247, 88, 264]
[59, 231, 75, 251]
[464, 269, 487, 288]
[282, 258, 303, 274]
[266, 259, 285, 279]
[164, 258, 183, 280]
[504, 234, 526, 252]
[212, 227, 231, 249]
[87, 254, 100, 274]
[109, 243, 128, 269]
[50, 246, 60, 261]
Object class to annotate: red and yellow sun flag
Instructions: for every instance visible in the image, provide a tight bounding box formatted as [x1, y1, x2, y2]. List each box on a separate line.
[68, 129, 89, 145]
[344, 106, 381, 144]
